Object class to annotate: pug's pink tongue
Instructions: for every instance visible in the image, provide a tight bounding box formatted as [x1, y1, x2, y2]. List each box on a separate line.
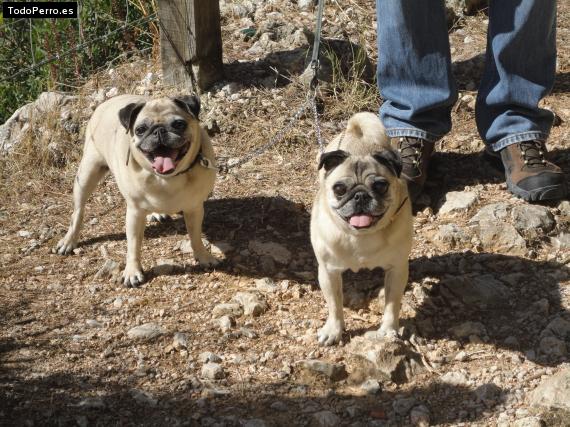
[349, 214, 373, 228]
[152, 156, 176, 174]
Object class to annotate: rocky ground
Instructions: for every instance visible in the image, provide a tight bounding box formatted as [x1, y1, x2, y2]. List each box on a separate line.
[1, 0, 570, 426]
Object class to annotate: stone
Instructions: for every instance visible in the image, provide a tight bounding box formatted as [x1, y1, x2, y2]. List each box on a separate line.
[475, 383, 501, 407]
[198, 352, 222, 363]
[449, 321, 487, 339]
[393, 397, 418, 416]
[298, 0, 315, 10]
[201, 362, 225, 380]
[173, 332, 188, 350]
[76, 397, 106, 409]
[232, 292, 268, 317]
[127, 323, 165, 340]
[312, 410, 340, 427]
[212, 303, 243, 318]
[440, 371, 468, 386]
[270, 401, 288, 412]
[218, 315, 235, 332]
[476, 223, 527, 255]
[248, 240, 292, 264]
[255, 277, 278, 293]
[178, 240, 193, 254]
[559, 200, 570, 217]
[85, 319, 103, 328]
[446, 0, 489, 15]
[432, 223, 471, 249]
[130, 389, 157, 407]
[438, 191, 477, 215]
[347, 336, 423, 384]
[441, 274, 511, 309]
[259, 255, 276, 274]
[360, 379, 381, 395]
[469, 202, 509, 224]
[538, 336, 567, 358]
[551, 233, 570, 250]
[94, 259, 121, 280]
[297, 359, 347, 382]
[542, 317, 570, 340]
[530, 369, 570, 411]
[511, 205, 555, 237]
[410, 405, 431, 427]
[514, 417, 543, 427]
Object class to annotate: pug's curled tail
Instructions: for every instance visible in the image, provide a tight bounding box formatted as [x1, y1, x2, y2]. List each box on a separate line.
[345, 112, 390, 148]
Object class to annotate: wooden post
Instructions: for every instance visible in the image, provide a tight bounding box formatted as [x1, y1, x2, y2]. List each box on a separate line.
[158, 0, 224, 92]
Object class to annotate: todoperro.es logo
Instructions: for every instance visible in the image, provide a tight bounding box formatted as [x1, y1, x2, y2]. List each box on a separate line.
[2, 2, 78, 18]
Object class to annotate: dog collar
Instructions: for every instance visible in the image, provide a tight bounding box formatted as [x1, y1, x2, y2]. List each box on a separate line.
[174, 150, 216, 176]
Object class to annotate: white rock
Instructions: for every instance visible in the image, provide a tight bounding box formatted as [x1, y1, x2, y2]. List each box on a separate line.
[105, 87, 119, 98]
[218, 315, 234, 332]
[255, 277, 278, 293]
[440, 371, 468, 386]
[232, 292, 268, 316]
[173, 332, 188, 350]
[530, 368, 570, 410]
[95, 259, 121, 280]
[514, 417, 543, 427]
[198, 351, 222, 363]
[212, 302, 243, 318]
[85, 319, 103, 328]
[18, 230, 31, 238]
[439, 191, 477, 215]
[511, 205, 555, 236]
[298, 0, 315, 10]
[127, 323, 165, 340]
[201, 362, 225, 380]
[393, 397, 418, 416]
[469, 202, 509, 224]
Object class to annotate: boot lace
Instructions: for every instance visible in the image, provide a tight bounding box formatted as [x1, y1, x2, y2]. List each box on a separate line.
[397, 137, 424, 176]
[520, 140, 547, 168]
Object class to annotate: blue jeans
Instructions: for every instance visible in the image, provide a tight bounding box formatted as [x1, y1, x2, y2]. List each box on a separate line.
[376, 0, 557, 151]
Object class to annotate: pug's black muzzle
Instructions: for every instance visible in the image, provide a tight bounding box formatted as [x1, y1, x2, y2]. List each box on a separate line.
[333, 185, 387, 228]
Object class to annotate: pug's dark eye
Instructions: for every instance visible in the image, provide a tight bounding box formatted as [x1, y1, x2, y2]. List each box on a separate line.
[172, 120, 187, 131]
[135, 125, 147, 136]
[372, 179, 389, 194]
[332, 183, 347, 197]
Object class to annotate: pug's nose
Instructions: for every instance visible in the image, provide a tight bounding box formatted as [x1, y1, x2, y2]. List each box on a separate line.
[353, 191, 369, 203]
[154, 127, 166, 137]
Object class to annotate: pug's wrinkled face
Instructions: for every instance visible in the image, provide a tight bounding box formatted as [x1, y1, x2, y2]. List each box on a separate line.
[319, 149, 402, 230]
[119, 95, 200, 176]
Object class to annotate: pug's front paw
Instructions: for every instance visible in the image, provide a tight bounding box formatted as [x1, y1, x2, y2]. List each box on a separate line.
[317, 318, 344, 346]
[55, 236, 78, 255]
[195, 252, 219, 268]
[122, 265, 145, 287]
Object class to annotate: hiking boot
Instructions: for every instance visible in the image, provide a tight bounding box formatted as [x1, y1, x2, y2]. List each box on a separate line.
[391, 136, 435, 201]
[494, 140, 567, 201]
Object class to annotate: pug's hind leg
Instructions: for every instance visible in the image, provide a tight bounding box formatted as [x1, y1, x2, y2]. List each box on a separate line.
[57, 148, 107, 255]
[183, 206, 218, 267]
[317, 265, 345, 346]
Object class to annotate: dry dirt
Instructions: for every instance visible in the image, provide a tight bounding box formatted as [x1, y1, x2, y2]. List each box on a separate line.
[1, 1, 570, 426]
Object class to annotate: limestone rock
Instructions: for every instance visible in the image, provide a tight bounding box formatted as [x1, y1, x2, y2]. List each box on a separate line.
[530, 368, 570, 411]
[201, 362, 225, 380]
[511, 205, 555, 237]
[212, 303, 243, 318]
[232, 292, 268, 317]
[347, 336, 423, 384]
[469, 203, 509, 225]
[476, 223, 526, 255]
[296, 359, 347, 383]
[438, 191, 477, 215]
[433, 223, 472, 249]
[127, 323, 165, 340]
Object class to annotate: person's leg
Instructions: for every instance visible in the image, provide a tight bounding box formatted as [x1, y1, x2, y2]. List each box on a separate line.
[376, 0, 457, 199]
[476, 0, 566, 201]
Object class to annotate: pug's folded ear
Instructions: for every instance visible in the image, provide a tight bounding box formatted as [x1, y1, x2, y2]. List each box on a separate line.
[373, 149, 402, 178]
[172, 95, 201, 119]
[318, 150, 349, 173]
[119, 102, 146, 133]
